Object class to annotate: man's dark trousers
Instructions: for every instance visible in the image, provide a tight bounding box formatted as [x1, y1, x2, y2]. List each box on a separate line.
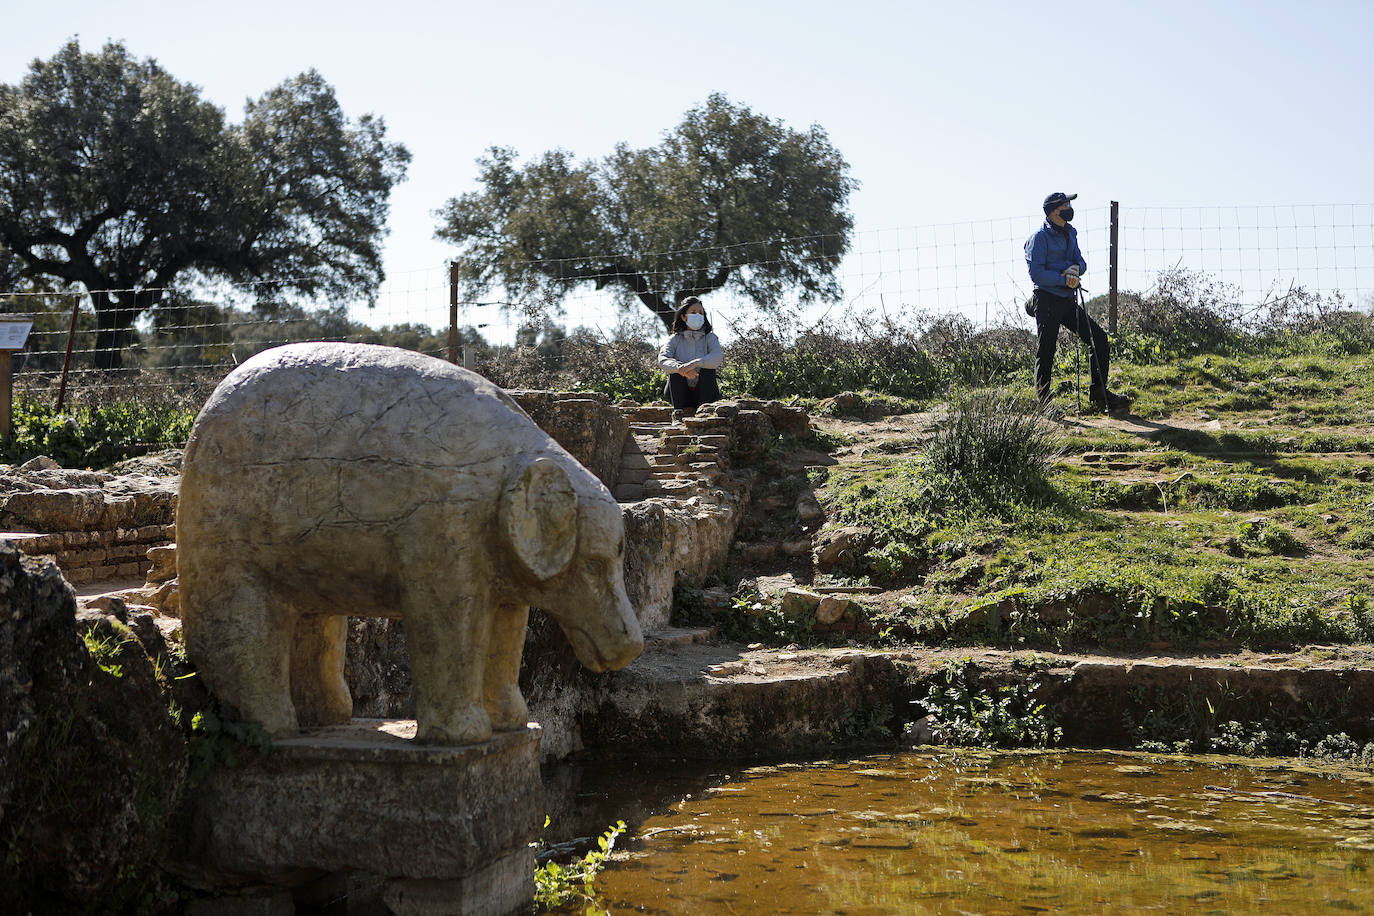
[1034, 289, 1110, 401]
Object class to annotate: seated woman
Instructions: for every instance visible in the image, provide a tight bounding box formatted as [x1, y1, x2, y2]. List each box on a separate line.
[658, 297, 722, 412]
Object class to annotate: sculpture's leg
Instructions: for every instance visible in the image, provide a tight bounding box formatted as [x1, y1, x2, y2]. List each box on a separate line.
[483, 602, 531, 732]
[291, 614, 353, 727]
[187, 576, 298, 736]
[407, 587, 492, 745]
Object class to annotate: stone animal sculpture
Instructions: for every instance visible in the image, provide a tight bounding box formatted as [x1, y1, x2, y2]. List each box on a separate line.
[178, 342, 644, 745]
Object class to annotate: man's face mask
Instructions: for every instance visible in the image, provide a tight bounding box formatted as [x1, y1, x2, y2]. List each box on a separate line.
[1058, 206, 1074, 222]
[685, 312, 705, 330]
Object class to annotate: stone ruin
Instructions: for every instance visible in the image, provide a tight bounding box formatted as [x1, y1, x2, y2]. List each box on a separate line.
[0, 344, 810, 911]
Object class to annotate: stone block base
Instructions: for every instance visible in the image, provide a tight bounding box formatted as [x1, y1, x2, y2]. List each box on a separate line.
[383, 848, 533, 916]
[171, 720, 541, 914]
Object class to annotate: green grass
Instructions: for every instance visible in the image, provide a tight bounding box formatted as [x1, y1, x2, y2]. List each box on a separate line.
[813, 343, 1374, 651]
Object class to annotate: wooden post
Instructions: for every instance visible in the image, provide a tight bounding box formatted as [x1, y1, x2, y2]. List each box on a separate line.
[57, 293, 81, 411]
[448, 262, 460, 365]
[0, 316, 34, 439]
[1109, 200, 1120, 335]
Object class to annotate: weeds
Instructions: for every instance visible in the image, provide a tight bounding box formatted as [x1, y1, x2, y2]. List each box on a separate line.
[533, 818, 626, 913]
[910, 658, 1062, 749]
[1126, 685, 1374, 763]
[717, 592, 820, 646]
[82, 627, 131, 679]
[2, 397, 195, 468]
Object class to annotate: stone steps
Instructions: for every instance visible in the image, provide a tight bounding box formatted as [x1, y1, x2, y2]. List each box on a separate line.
[612, 408, 732, 503]
[643, 626, 717, 651]
[3, 525, 173, 585]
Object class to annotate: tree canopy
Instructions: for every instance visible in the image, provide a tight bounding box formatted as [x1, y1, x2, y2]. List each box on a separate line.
[0, 40, 410, 368]
[435, 93, 856, 329]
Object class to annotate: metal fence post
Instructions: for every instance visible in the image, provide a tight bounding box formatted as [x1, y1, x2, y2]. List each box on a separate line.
[1109, 200, 1120, 335]
[448, 262, 460, 365]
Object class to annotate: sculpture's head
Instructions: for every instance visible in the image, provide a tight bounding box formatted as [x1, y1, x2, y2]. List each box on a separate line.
[500, 457, 643, 671]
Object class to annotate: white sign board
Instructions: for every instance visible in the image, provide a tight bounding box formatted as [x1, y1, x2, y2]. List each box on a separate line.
[0, 320, 32, 350]
[0, 322, 31, 351]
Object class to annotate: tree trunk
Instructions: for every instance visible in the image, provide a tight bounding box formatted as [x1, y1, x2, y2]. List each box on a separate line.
[627, 283, 675, 331]
[647, 297, 676, 332]
[90, 291, 144, 371]
[591, 264, 682, 331]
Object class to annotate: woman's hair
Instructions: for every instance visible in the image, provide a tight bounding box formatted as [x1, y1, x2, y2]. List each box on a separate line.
[670, 296, 712, 334]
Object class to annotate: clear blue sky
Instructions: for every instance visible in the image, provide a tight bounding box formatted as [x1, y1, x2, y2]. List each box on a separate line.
[4, 0, 1373, 331]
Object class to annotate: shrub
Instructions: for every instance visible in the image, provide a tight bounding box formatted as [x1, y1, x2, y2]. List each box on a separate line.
[723, 315, 1033, 402]
[534, 819, 625, 912]
[1115, 267, 1243, 357]
[560, 334, 663, 402]
[478, 346, 560, 391]
[2, 398, 196, 468]
[724, 322, 945, 400]
[926, 388, 1060, 495]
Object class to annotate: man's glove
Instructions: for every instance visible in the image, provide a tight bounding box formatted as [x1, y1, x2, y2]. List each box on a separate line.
[1063, 265, 1080, 289]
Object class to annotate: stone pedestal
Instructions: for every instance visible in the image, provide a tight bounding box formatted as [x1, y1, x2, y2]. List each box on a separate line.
[171, 720, 541, 915]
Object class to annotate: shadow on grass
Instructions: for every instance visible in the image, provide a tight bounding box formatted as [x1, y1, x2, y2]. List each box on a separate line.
[1079, 417, 1335, 485]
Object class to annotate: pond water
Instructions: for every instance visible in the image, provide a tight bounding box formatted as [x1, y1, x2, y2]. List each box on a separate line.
[545, 750, 1374, 915]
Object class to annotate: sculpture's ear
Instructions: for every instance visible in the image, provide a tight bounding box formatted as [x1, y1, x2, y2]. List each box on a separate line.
[501, 457, 578, 581]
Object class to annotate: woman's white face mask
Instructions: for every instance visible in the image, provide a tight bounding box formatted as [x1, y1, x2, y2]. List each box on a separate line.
[685, 312, 705, 330]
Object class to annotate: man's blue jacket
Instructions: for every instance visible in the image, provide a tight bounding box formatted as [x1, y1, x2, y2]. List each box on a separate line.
[1025, 219, 1087, 297]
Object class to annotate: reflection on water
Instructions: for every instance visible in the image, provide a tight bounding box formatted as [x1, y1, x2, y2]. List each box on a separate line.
[546, 751, 1374, 915]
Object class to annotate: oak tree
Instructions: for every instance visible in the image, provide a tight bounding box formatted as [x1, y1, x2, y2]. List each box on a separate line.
[0, 40, 410, 368]
[436, 93, 856, 329]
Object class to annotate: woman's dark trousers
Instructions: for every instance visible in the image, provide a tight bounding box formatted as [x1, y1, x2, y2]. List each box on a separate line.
[1034, 290, 1109, 402]
[665, 368, 721, 412]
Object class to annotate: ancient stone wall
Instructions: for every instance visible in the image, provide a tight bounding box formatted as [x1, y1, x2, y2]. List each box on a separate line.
[0, 458, 178, 584]
[508, 390, 630, 488]
[6, 525, 176, 584]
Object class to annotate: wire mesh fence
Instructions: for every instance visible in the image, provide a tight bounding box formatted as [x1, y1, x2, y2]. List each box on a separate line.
[2, 201, 1371, 410]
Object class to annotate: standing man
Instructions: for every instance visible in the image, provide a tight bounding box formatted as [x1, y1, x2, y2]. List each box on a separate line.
[1025, 192, 1130, 411]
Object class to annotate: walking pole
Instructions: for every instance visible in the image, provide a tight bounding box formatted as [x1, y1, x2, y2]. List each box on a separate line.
[1071, 284, 1093, 414]
[1075, 330, 1082, 415]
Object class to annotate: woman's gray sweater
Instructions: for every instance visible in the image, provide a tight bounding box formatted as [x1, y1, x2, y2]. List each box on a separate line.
[658, 330, 723, 373]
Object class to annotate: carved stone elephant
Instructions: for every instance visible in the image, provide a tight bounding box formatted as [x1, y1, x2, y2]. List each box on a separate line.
[178, 342, 644, 745]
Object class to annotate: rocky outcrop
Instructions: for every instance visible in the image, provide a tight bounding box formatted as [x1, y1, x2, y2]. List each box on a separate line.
[561, 644, 1374, 761]
[0, 543, 189, 912]
[622, 487, 748, 631]
[0, 463, 178, 531]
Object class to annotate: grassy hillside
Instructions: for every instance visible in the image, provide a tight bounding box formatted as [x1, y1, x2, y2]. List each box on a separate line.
[808, 348, 1374, 651]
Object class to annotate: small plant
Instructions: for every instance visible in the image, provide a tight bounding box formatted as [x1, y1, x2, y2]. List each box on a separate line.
[1127, 685, 1374, 762]
[82, 626, 131, 679]
[910, 658, 1062, 749]
[719, 592, 819, 645]
[534, 819, 626, 913]
[1230, 517, 1304, 556]
[185, 706, 273, 786]
[927, 388, 1060, 497]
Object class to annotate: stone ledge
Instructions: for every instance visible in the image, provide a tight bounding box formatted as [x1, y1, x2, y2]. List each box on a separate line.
[574, 645, 1374, 761]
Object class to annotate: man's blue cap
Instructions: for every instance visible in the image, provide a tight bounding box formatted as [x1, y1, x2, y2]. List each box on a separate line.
[1043, 191, 1077, 213]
